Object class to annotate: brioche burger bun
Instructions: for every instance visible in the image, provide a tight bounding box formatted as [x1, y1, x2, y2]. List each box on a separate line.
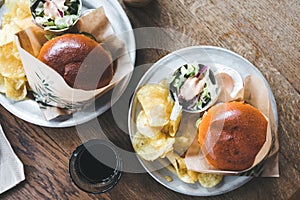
[198, 101, 267, 171]
[37, 33, 114, 90]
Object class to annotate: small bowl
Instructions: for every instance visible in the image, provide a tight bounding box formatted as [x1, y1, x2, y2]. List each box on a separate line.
[169, 64, 219, 113]
[30, 0, 82, 32]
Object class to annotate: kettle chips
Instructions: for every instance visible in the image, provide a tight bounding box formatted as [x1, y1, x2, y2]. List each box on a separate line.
[132, 81, 223, 188]
[0, 0, 32, 100]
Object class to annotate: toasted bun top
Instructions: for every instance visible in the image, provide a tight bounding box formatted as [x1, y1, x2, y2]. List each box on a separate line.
[198, 101, 267, 171]
[38, 34, 113, 90]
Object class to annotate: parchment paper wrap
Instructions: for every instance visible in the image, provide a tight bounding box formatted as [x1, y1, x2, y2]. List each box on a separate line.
[14, 7, 133, 120]
[185, 73, 279, 177]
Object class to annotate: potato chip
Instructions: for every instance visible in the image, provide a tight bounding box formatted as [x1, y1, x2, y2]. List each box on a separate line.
[1, 22, 22, 43]
[133, 80, 223, 188]
[0, 0, 33, 101]
[168, 100, 182, 136]
[198, 173, 223, 188]
[0, 17, 34, 47]
[132, 132, 175, 161]
[166, 152, 197, 184]
[0, 30, 8, 45]
[0, 41, 25, 78]
[187, 169, 199, 182]
[4, 77, 27, 101]
[14, 17, 34, 30]
[165, 175, 173, 182]
[175, 157, 198, 183]
[0, 74, 5, 93]
[136, 110, 162, 138]
[137, 83, 174, 127]
[2, 0, 30, 26]
[15, 6, 31, 19]
[2, 13, 14, 26]
[4, 0, 17, 12]
[5, 0, 30, 17]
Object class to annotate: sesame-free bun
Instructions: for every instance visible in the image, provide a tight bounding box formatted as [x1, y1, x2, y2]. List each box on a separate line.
[38, 34, 113, 90]
[198, 101, 267, 171]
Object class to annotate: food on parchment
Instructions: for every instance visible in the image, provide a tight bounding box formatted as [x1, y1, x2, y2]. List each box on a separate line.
[198, 101, 267, 171]
[37, 33, 114, 90]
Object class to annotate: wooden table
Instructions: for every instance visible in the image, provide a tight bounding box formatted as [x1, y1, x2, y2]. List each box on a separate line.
[1, 0, 299, 199]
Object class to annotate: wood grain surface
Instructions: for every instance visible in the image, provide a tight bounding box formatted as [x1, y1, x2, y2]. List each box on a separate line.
[0, 0, 299, 199]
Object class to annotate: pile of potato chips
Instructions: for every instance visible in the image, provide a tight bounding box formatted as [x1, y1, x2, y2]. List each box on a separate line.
[166, 152, 223, 188]
[0, 0, 33, 100]
[132, 81, 181, 161]
[132, 81, 223, 188]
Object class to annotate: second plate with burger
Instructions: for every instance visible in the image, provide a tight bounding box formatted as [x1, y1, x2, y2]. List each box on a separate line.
[128, 46, 278, 196]
[0, 0, 136, 127]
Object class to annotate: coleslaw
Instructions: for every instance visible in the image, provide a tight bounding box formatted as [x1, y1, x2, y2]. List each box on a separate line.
[30, 0, 81, 31]
[169, 64, 212, 111]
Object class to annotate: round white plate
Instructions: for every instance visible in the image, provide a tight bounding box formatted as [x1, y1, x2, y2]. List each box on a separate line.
[0, 0, 136, 127]
[128, 46, 278, 196]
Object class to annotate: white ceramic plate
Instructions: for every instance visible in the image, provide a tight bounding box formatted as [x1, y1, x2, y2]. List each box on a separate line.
[128, 46, 278, 196]
[0, 0, 136, 127]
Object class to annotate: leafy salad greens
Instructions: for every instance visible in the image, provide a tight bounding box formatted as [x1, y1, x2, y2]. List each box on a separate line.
[169, 64, 212, 111]
[30, 0, 81, 31]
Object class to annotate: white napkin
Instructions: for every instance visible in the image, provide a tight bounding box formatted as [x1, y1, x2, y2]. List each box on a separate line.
[0, 124, 25, 194]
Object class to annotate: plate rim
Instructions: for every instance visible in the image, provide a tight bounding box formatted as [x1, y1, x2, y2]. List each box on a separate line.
[128, 45, 278, 196]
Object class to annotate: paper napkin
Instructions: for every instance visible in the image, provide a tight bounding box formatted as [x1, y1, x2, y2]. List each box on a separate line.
[0, 124, 25, 194]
